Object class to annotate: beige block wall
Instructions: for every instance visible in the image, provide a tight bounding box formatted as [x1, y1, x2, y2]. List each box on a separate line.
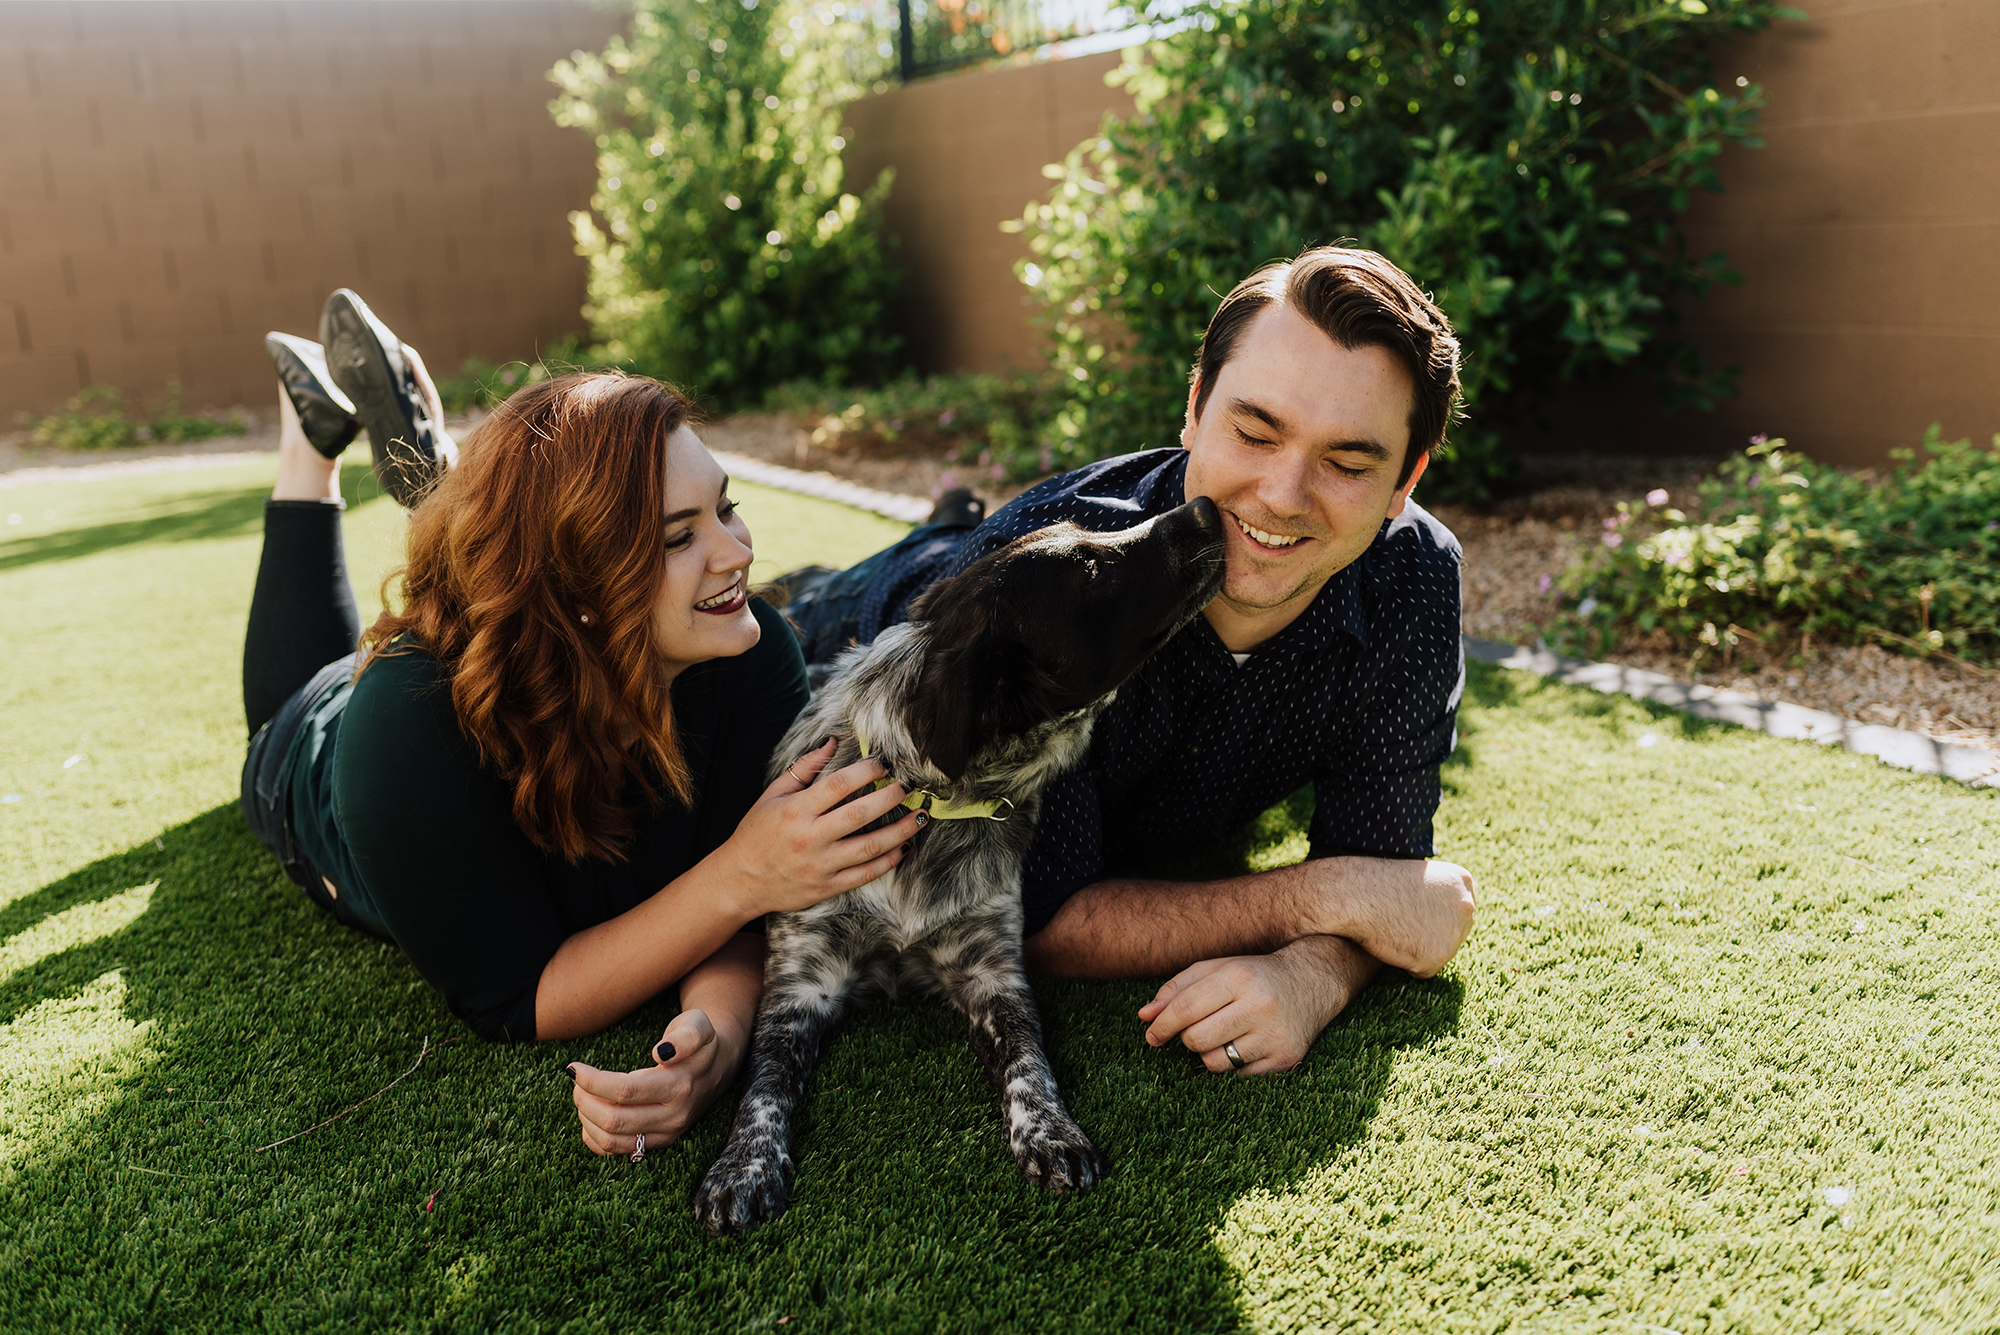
[843, 12, 2000, 468]
[841, 50, 1133, 375]
[0, 0, 621, 423]
[1669, 0, 2000, 465]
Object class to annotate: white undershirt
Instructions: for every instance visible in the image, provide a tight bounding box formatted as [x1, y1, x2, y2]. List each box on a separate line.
[1230, 652, 1251, 667]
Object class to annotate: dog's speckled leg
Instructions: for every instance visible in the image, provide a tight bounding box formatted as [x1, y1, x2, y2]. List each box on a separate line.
[693, 989, 843, 1235]
[925, 929, 1107, 1194]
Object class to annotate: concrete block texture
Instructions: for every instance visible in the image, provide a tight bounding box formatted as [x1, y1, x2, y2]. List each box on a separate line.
[836, 9, 1995, 468]
[1, 0, 620, 420]
[1669, 0, 2000, 465]
[841, 51, 1134, 376]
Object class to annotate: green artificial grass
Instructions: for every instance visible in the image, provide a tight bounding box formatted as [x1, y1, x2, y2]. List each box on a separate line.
[2, 459, 1997, 1332]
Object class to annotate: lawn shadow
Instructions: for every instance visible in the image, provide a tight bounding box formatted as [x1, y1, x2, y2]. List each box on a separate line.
[0, 460, 385, 573]
[3, 799, 1460, 1332]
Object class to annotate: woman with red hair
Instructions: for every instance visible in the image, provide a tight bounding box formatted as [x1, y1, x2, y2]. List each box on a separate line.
[242, 291, 923, 1158]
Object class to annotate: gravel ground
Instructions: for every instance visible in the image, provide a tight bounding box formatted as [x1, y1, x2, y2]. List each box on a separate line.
[9, 418, 1993, 757]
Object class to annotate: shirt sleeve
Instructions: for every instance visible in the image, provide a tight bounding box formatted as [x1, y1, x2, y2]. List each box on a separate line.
[334, 650, 564, 1043]
[1308, 582, 1463, 862]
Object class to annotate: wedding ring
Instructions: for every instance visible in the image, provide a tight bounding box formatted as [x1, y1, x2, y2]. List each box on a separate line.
[786, 761, 807, 784]
[630, 1133, 646, 1163]
[1224, 1041, 1247, 1070]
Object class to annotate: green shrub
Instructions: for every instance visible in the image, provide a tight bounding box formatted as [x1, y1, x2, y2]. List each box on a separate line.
[763, 370, 1066, 479]
[1016, 0, 1796, 500]
[550, 0, 904, 409]
[31, 386, 138, 451]
[1554, 431, 2000, 669]
[143, 380, 250, 444]
[30, 383, 248, 451]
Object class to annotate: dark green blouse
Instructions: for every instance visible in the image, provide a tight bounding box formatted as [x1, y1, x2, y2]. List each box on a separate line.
[282, 598, 809, 1041]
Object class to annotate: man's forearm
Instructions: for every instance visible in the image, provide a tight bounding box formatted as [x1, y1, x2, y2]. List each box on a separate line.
[1024, 863, 1321, 978]
[1023, 855, 1475, 980]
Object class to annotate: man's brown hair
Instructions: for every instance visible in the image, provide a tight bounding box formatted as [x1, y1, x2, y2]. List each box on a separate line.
[1191, 246, 1462, 486]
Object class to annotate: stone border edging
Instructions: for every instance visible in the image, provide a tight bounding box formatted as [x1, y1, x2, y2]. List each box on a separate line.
[712, 452, 934, 524]
[0, 450, 274, 490]
[1464, 636, 2000, 789]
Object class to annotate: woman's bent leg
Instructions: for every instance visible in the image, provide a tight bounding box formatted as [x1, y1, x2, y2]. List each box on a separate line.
[242, 391, 360, 735]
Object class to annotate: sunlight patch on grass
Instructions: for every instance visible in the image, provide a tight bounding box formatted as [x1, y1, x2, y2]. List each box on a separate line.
[0, 971, 154, 1167]
[0, 882, 155, 985]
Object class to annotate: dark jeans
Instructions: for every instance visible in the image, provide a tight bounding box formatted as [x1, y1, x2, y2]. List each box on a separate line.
[239, 499, 361, 906]
[780, 522, 973, 666]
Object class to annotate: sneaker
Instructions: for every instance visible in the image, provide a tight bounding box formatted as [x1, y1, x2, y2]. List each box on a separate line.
[925, 487, 986, 529]
[319, 289, 447, 507]
[264, 333, 360, 459]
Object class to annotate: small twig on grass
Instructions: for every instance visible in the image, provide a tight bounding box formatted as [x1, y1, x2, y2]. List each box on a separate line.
[1809, 844, 1880, 875]
[254, 1036, 455, 1154]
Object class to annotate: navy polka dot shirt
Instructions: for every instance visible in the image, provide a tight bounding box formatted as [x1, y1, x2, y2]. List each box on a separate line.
[862, 448, 1464, 937]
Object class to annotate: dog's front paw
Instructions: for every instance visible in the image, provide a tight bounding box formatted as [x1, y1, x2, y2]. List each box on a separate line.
[693, 1143, 795, 1235]
[1009, 1112, 1107, 1194]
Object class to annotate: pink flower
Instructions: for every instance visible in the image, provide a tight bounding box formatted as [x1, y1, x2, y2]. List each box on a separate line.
[1749, 433, 1768, 445]
[938, 409, 958, 428]
[1603, 516, 1619, 530]
[1537, 573, 1553, 594]
[1602, 532, 1624, 549]
[990, 463, 1005, 479]
[1646, 488, 1669, 506]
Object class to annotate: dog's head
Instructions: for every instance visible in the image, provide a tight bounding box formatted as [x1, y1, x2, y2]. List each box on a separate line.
[901, 497, 1227, 779]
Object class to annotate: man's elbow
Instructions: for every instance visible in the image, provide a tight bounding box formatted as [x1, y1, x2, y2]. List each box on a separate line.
[1432, 859, 1477, 959]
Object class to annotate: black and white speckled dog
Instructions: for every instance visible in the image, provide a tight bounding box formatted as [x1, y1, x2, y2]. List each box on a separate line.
[692, 496, 1227, 1235]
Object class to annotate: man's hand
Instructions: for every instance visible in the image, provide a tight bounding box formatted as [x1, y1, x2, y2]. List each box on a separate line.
[1138, 935, 1378, 1075]
[569, 1008, 742, 1155]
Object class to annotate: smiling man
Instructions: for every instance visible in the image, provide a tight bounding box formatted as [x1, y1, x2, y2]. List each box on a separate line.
[783, 246, 1477, 1076]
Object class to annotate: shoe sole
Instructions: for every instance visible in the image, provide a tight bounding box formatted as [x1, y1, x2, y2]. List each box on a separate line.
[265, 333, 360, 459]
[319, 290, 437, 507]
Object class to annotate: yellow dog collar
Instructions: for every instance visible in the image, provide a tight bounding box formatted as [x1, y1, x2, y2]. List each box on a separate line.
[856, 728, 1013, 822]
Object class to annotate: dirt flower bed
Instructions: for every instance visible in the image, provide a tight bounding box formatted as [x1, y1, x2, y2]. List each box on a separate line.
[1434, 455, 1999, 756]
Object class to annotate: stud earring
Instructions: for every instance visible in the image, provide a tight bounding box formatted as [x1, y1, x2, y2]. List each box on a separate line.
[579, 611, 594, 626]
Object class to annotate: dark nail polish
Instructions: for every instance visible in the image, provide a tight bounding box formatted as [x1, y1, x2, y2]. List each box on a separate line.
[900, 842, 912, 855]
[914, 811, 930, 829]
[655, 1041, 676, 1063]
[559, 1064, 576, 1083]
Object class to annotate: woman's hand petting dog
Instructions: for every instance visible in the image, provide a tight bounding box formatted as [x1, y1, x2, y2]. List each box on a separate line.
[569, 1009, 737, 1156]
[714, 736, 925, 916]
[1137, 935, 1378, 1075]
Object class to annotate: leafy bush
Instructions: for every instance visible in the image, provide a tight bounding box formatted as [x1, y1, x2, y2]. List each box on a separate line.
[1554, 431, 2000, 669]
[763, 370, 1066, 479]
[551, 0, 904, 409]
[30, 383, 248, 451]
[145, 380, 251, 444]
[1016, 0, 1796, 500]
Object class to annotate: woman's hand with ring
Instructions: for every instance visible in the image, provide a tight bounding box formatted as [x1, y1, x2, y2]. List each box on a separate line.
[569, 1009, 735, 1156]
[713, 736, 925, 916]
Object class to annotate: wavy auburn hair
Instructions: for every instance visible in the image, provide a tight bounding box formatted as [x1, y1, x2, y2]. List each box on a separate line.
[361, 371, 693, 863]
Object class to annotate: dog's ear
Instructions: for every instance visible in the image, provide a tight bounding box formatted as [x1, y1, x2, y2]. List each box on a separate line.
[908, 634, 1067, 780]
[905, 633, 983, 780]
[981, 640, 1065, 741]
